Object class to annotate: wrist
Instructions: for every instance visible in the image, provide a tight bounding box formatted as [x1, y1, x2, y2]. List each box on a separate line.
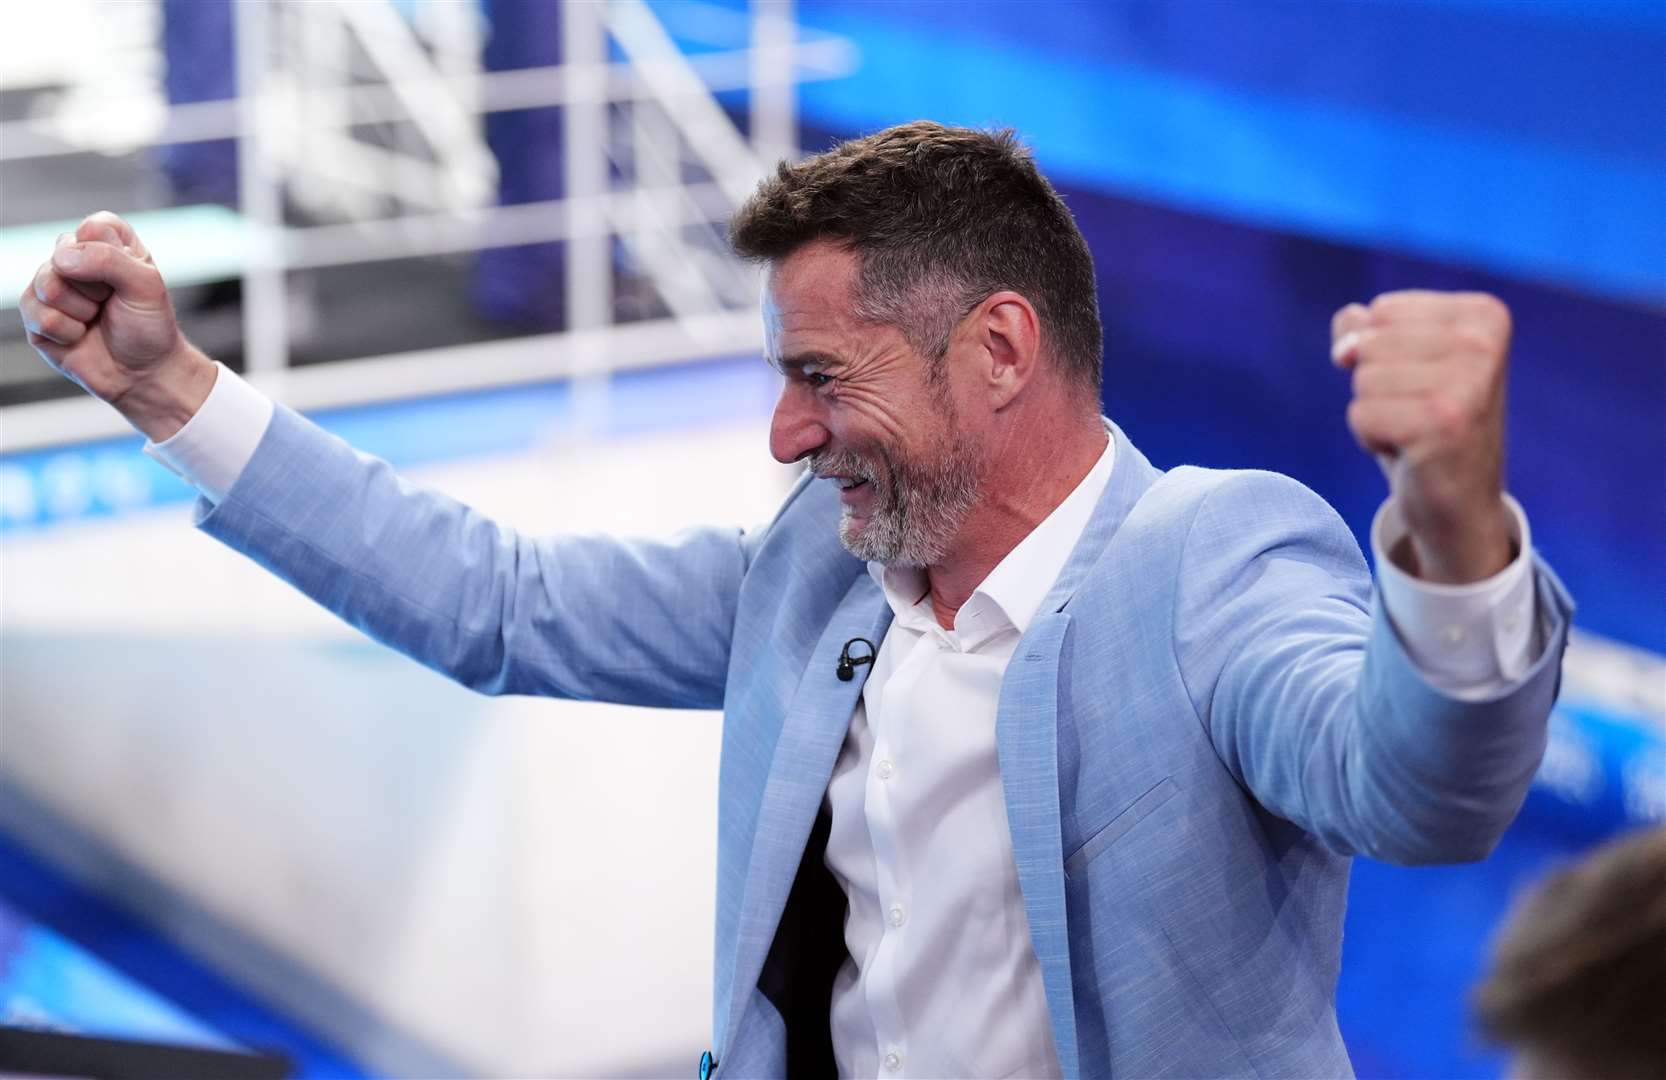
[110, 342, 218, 443]
[1397, 496, 1515, 584]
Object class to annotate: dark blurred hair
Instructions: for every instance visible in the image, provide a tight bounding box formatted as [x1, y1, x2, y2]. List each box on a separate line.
[1474, 824, 1666, 1079]
[729, 121, 1103, 397]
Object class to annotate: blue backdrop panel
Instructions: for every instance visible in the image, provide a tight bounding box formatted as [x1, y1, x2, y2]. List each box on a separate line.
[728, 0, 1666, 654]
[733, 0, 1666, 305]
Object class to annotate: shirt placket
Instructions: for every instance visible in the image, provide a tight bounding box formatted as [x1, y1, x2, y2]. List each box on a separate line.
[860, 627, 940, 1077]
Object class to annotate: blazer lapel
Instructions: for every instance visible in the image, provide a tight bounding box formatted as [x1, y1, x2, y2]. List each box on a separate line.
[995, 420, 1164, 1078]
[1038, 421, 1163, 616]
[997, 611, 1080, 1078]
[719, 572, 893, 1061]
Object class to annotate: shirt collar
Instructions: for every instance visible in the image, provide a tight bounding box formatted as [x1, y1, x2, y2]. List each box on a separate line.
[867, 428, 1116, 644]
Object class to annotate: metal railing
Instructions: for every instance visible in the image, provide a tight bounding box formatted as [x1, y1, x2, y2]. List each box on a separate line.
[0, 0, 860, 452]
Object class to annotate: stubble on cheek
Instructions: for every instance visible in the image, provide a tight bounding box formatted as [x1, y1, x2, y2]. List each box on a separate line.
[821, 420, 983, 568]
[843, 440, 955, 568]
[835, 449, 898, 552]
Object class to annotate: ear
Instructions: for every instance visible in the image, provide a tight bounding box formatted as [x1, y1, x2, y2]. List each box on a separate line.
[972, 290, 1042, 409]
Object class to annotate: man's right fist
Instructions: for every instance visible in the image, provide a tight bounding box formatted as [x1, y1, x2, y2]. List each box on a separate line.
[19, 210, 215, 441]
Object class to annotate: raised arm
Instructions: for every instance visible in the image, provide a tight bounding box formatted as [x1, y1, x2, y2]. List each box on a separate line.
[1173, 289, 1574, 864]
[1173, 470, 1570, 865]
[20, 211, 763, 709]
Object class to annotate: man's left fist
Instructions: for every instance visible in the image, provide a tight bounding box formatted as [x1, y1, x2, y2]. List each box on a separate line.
[1332, 289, 1515, 585]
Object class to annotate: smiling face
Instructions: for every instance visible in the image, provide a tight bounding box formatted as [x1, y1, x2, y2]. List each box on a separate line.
[765, 240, 987, 567]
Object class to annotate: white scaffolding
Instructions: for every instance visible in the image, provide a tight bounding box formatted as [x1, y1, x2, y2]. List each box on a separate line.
[0, 0, 860, 452]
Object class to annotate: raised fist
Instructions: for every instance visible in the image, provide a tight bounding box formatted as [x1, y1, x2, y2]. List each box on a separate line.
[19, 210, 214, 440]
[1332, 289, 1515, 584]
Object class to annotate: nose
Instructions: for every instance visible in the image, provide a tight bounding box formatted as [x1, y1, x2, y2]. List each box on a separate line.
[769, 380, 829, 464]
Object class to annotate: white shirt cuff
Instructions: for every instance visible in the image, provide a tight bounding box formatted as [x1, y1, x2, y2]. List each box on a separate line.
[1372, 493, 1538, 701]
[142, 362, 274, 505]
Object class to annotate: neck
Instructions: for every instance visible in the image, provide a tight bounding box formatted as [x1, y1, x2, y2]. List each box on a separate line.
[925, 410, 1108, 630]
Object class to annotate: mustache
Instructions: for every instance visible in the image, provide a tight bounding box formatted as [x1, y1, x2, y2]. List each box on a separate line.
[809, 449, 879, 484]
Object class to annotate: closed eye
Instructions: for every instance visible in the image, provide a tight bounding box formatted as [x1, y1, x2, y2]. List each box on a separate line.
[775, 350, 842, 388]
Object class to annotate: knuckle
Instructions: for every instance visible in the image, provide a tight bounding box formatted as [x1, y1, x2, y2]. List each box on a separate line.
[34, 268, 66, 306]
[1452, 325, 1495, 357]
[1465, 291, 1508, 322]
[1477, 295, 1511, 338]
[1368, 292, 1411, 320]
[1452, 323, 1492, 351]
[79, 211, 124, 244]
[1427, 393, 1469, 437]
[1448, 293, 1510, 343]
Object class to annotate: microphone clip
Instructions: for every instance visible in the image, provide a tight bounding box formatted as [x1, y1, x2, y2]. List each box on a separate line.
[836, 637, 877, 681]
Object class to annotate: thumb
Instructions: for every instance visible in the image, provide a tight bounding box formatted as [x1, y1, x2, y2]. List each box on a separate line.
[51, 241, 164, 304]
[76, 210, 150, 261]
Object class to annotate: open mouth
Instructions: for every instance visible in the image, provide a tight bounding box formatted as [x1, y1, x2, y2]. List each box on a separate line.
[837, 477, 869, 492]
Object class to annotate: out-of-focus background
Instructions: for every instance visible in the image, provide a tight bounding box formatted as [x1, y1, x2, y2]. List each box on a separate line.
[0, 1, 1660, 1076]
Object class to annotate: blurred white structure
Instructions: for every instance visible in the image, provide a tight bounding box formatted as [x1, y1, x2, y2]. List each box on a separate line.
[0, 0, 858, 451]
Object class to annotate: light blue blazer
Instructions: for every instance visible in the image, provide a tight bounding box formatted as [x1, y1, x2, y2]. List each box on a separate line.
[198, 406, 1573, 1078]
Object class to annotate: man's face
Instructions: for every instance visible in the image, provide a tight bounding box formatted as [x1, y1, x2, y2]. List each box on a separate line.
[764, 240, 985, 567]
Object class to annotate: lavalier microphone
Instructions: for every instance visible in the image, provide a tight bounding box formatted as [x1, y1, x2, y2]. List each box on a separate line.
[836, 637, 877, 681]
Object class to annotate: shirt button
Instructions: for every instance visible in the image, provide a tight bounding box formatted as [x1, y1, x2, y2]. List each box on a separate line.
[883, 1050, 903, 1071]
[887, 903, 906, 928]
[876, 759, 894, 780]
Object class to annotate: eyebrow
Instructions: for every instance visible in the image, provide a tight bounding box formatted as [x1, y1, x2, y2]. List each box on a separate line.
[771, 350, 842, 376]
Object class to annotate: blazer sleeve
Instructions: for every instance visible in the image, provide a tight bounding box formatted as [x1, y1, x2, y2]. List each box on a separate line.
[1170, 470, 1575, 865]
[194, 403, 770, 709]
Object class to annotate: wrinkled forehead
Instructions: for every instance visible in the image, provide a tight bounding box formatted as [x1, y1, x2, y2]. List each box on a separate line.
[762, 241, 867, 352]
[759, 238, 934, 383]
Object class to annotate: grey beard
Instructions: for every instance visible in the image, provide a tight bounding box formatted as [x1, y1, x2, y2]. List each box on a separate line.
[815, 432, 983, 568]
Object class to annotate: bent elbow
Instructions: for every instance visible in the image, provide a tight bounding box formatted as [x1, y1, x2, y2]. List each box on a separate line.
[1361, 804, 1519, 867]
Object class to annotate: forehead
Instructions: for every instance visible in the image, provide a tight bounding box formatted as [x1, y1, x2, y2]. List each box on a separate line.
[764, 238, 861, 327]
[762, 239, 935, 385]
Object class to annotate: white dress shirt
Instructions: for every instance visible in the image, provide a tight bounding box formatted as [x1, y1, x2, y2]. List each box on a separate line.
[147, 366, 1539, 1076]
[824, 433, 1119, 1078]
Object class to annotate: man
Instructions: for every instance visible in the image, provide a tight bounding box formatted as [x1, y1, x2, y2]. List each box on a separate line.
[1474, 824, 1666, 1080]
[22, 122, 1571, 1077]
